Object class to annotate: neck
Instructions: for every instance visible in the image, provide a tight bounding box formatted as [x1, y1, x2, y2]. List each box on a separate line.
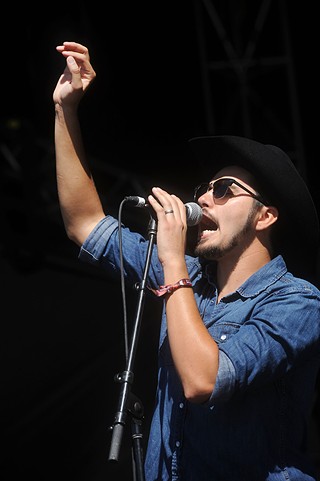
[216, 243, 271, 302]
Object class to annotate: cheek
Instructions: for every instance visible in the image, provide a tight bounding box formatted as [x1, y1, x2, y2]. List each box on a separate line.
[222, 204, 244, 222]
[220, 205, 251, 230]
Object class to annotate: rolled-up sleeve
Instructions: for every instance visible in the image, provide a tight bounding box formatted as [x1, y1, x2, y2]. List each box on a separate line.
[205, 350, 236, 406]
[79, 216, 119, 265]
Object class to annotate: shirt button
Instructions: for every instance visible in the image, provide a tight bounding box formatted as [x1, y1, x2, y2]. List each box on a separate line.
[179, 403, 184, 409]
[220, 334, 227, 340]
[176, 441, 180, 447]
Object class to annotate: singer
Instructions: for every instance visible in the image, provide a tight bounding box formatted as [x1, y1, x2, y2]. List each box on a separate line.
[53, 41, 320, 481]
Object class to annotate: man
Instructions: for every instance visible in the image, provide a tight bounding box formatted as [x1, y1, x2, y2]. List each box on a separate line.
[53, 41, 320, 480]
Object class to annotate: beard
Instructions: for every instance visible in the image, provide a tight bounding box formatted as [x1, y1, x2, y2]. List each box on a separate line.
[194, 205, 258, 261]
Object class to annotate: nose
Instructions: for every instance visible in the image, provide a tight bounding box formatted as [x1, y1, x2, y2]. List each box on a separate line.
[197, 190, 211, 207]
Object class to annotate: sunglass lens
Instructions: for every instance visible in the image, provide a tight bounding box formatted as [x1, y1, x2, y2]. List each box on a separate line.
[194, 179, 233, 201]
[194, 183, 208, 201]
[213, 180, 229, 199]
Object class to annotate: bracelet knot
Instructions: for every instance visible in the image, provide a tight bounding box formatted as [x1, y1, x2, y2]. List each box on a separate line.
[148, 278, 192, 297]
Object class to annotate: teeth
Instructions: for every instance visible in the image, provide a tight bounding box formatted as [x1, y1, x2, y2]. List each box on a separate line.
[200, 217, 218, 232]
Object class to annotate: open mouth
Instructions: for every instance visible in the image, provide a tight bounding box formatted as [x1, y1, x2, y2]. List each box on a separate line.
[198, 215, 218, 239]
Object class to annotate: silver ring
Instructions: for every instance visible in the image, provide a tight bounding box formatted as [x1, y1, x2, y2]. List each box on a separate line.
[164, 209, 174, 215]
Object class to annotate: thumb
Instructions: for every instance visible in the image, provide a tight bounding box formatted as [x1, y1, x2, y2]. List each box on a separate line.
[67, 56, 82, 86]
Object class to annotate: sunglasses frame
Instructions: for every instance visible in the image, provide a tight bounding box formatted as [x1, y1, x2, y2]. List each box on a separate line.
[194, 178, 268, 206]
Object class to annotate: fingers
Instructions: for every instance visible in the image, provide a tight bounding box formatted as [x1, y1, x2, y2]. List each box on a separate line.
[56, 42, 92, 73]
[148, 187, 186, 222]
[55, 41, 96, 90]
[56, 41, 89, 59]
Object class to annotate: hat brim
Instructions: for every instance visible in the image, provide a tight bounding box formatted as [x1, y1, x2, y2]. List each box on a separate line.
[188, 135, 319, 280]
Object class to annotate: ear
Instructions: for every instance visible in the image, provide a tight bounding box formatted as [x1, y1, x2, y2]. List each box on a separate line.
[256, 205, 279, 231]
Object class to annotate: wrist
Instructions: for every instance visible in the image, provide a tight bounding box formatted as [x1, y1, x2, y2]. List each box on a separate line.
[148, 278, 192, 297]
[54, 102, 78, 116]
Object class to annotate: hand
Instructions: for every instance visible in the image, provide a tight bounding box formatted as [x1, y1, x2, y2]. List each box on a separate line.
[53, 41, 96, 108]
[148, 187, 188, 268]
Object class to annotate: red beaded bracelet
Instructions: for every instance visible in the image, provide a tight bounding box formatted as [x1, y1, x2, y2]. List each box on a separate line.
[149, 278, 193, 297]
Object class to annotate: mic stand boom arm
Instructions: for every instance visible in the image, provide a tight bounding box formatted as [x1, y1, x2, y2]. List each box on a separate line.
[108, 217, 158, 481]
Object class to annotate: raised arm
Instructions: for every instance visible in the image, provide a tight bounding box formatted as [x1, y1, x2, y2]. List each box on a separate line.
[53, 41, 106, 246]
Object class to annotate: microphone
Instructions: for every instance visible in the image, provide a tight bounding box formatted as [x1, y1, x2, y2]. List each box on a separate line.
[125, 196, 202, 226]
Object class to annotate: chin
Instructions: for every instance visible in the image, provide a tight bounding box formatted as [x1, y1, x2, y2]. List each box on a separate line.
[194, 243, 209, 258]
[195, 243, 221, 261]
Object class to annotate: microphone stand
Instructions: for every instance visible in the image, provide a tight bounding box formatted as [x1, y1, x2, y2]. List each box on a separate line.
[108, 216, 157, 481]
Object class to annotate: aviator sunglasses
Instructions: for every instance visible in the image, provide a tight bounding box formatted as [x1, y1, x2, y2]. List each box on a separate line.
[193, 178, 268, 206]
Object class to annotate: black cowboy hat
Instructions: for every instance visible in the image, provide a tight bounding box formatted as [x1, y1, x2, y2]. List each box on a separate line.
[188, 135, 319, 282]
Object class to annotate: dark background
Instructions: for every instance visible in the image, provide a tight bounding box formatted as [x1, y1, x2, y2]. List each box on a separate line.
[1, 1, 320, 480]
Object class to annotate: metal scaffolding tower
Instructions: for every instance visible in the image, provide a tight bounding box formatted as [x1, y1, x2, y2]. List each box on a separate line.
[193, 0, 306, 178]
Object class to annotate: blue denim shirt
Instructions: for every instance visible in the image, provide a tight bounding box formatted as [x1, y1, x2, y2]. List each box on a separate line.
[80, 216, 320, 481]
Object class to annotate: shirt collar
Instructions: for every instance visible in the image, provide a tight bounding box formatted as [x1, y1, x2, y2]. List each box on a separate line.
[236, 255, 287, 298]
[198, 255, 287, 299]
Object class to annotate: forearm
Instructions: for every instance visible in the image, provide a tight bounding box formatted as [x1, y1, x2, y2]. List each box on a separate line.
[164, 263, 219, 404]
[55, 104, 105, 245]
[146, 187, 219, 402]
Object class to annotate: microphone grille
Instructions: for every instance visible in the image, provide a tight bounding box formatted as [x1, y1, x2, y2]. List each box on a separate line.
[186, 202, 202, 226]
